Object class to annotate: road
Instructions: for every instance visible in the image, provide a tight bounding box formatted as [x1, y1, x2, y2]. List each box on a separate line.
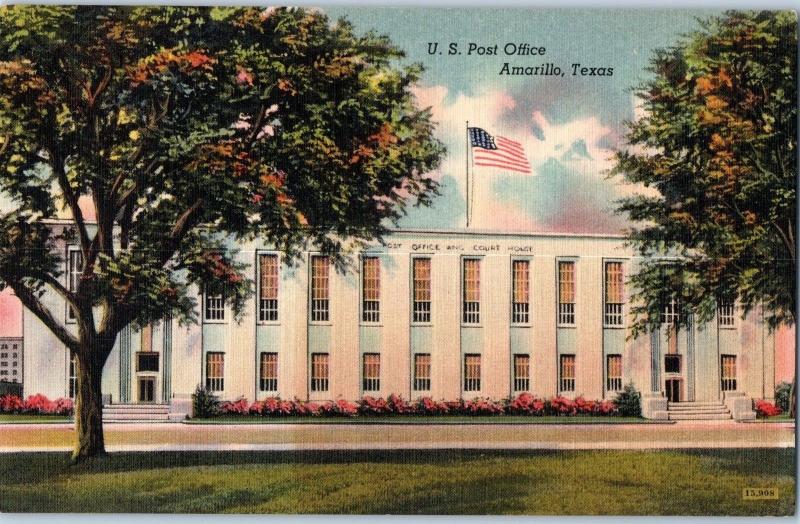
[0, 420, 794, 452]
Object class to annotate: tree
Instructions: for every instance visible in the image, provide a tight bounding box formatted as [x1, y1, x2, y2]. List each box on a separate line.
[612, 11, 796, 414]
[0, 6, 444, 460]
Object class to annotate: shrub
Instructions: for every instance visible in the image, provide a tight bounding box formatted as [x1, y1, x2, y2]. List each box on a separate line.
[415, 396, 449, 415]
[463, 398, 504, 416]
[505, 393, 545, 416]
[754, 399, 782, 418]
[387, 393, 413, 414]
[322, 399, 359, 417]
[613, 383, 641, 417]
[219, 397, 249, 416]
[191, 385, 220, 418]
[775, 381, 792, 413]
[0, 394, 72, 415]
[359, 396, 391, 415]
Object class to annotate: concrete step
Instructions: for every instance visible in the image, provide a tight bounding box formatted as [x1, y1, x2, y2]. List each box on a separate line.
[104, 404, 170, 410]
[103, 413, 171, 421]
[668, 405, 728, 412]
[668, 412, 732, 421]
[668, 401, 726, 408]
[104, 406, 169, 413]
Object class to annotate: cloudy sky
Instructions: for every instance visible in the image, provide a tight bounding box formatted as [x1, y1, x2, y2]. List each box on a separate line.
[0, 8, 721, 337]
[326, 8, 719, 232]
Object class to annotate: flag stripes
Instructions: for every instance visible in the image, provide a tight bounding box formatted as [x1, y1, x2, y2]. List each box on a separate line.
[469, 127, 531, 174]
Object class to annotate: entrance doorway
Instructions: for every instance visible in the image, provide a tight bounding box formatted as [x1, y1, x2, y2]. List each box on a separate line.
[665, 378, 681, 403]
[138, 377, 155, 403]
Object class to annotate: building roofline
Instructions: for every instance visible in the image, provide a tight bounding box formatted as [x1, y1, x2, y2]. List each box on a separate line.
[38, 218, 628, 240]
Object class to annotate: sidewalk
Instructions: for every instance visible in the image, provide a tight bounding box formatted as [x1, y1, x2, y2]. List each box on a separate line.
[0, 420, 794, 452]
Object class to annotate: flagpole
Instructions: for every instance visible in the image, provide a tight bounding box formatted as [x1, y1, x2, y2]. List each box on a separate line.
[465, 121, 470, 229]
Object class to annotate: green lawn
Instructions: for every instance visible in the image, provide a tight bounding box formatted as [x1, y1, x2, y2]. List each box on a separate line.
[0, 449, 793, 514]
[0, 415, 70, 424]
[186, 415, 664, 425]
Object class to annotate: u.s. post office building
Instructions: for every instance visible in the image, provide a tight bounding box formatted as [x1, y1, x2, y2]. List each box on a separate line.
[23, 227, 778, 420]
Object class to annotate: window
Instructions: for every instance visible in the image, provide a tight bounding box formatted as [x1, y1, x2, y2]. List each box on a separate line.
[68, 356, 77, 398]
[412, 258, 432, 323]
[136, 352, 159, 372]
[259, 254, 279, 322]
[559, 355, 575, 392]
[311, 353, 329, 392]
[413, 353, 431, 391]
[67, 249, 83, 322]
[661, 298, 679, 325]
[513, 354, 530, 392]
[558, 261, 576, 326]
[664, 354, 681, 374]
[462, 259, 481, 324]
[205, 352, 224, 391]
[718, 301, 735, 328]
[362, 257, 380, 323]
[204, 292, 225, 321]
[464, 354, 481, 392]
[511, 260, 530, 324]
[604, 261, 624, 326]
[259, 352, 278, 392]
[362, 353, 380, 391]
[310, 256, 330, 322]
[606, 354, 623, 391]
[721, 355, 737, 391]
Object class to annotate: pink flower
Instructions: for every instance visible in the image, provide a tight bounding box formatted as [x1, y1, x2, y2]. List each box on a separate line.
[236, 67, 254, 86]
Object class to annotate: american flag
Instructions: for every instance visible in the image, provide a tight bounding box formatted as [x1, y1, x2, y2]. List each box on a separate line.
[468, 127, 531, 174]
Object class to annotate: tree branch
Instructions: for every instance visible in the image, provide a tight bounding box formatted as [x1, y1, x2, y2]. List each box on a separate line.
[3, 276, 79, 351]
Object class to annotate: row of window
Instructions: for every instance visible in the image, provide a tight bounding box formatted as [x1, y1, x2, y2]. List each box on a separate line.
[198, 255, 738, 329]
[201, 351, 625, 394]
[63, 248, 737, 329]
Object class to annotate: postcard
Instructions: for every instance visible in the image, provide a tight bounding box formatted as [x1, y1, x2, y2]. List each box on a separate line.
[0, 5, 795, 516]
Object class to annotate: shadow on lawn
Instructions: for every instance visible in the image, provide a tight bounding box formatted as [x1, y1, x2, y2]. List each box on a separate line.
[1, 448, 793, 485]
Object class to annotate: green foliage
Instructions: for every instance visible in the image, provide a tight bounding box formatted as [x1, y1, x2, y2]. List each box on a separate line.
[191, 385, 220, 418]
[774, 381, 792, 412]
[0, 5, 444, 344]
[613, 382, 642, 417]
[611, 11, 797, 337]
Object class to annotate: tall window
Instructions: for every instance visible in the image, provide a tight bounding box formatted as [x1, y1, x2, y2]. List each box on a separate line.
[606, 354, 623, 391]
[311, 353, 329, 392]
[661, 298, 679, 325]
[511, 260, 530, 324]
[718, 301, 735, 328]
[412, 258, 432, 323]
[513, 354, 530, 392]
[559, 354, 575, 392]
[362, 353, 380, 391]
[464, 354, 481, 392]
[604, 261, 624, 326]
[310, 256, 330, 322]
[362, 257, 380, 323]
[558, 261, 576, 326]
[66, 249, 83, 322]
[259, 352, 278, 392]
[259, 254, 279, 322]
[462, 259, 481, 324]
[68, 356, 77, 398]
[721, 355, 737, 391]
[205, 352, 224, 391]
[413, 353, 431, 391]
[204, 291, 225, 321]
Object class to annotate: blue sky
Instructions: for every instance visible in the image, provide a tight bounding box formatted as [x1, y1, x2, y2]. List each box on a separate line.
[327, 8, 721, 232]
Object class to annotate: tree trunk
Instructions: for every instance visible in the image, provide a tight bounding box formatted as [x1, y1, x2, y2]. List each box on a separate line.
[790, 375, 796, 419]
[72, 355, 106, 461]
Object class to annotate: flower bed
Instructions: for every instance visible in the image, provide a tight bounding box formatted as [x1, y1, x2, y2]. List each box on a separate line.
[0, 394, 73, 416]
[213, 393, 620, 419]
[754, 399, 782, 418]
